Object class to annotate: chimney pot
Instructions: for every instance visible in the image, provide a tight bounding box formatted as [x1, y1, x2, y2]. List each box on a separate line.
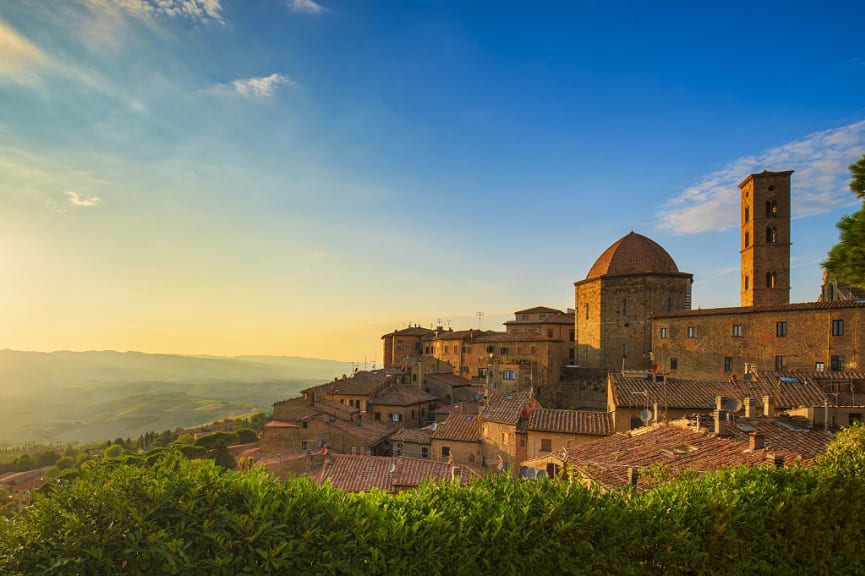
[744, 397, 754, 418]
[749, 432, 765, 450]
[627, 466, 639, 488]
[763, 395, 776, 418]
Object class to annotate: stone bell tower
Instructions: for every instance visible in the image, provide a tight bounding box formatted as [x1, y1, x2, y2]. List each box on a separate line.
[739, 170, 793, 307]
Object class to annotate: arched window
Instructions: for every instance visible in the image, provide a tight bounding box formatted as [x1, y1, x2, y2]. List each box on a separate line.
[744, 232, 750, 247]
[744, 275, 749, 290]
[766, 226, 777, 243]
[766, 272, 776, 288]
[744, 206, 750, 223]
[766, 200, 778, 217]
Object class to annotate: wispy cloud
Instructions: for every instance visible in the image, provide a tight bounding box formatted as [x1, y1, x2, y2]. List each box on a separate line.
[288, 0, 328, 15]
[64, 190, 101, 207]
[84, 0, 224, 24]
[229, 73, 295, 97]
[0, 18, 47, 80]
[658, 119, 865, 234]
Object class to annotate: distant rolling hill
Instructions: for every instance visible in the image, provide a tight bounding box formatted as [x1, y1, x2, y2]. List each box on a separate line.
[0, 350, 350, 446]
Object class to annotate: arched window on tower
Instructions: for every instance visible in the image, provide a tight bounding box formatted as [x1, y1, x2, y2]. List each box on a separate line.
[744, 206, 750, 223]
[766, 272, 776, 288]
[766, 200, 778, 218]
[766, 226, 777, 243]
[744, 275, 749, 290]
[744, 232, 750, 248]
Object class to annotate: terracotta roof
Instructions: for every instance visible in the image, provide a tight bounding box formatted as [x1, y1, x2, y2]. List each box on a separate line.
[435, 402, 481, 416]
[585, 232, 681, 280]
[470, 332, 558, 343]
[316, 398, 359, 415]
[561, 424, 800, 491]
[732, 371, 826, 409]
[656, 298, 865, 318]
[324, 371, 388, 397]
[422, 330, 495, 342]
[514, 306, 563, 315]
[371, 384, 437, 406]
[311, 414, 394, 446]
[431, 413, 481, 442]
[318, 454, 479, 492]
[391, 427, 433, 445]
[610, 374, 727, 410]
[528, 409, 613, 436]
[425, 373, 476, 388]
[481, 391, 532, 425]
[722, 418, 834, 461]
[382, 326, 436, 338]
[264, 420, 300, 429]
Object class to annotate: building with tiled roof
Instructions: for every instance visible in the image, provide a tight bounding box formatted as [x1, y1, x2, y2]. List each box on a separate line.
[478, 391, 533, 471]
[433, 401, 481, 422]
[261, 410, 394, 457]
[422, 372, 481, 404]
[391, 426, 433, 459]
[542, 424, 801, 491]
[525, 409, 613, 460]
[382, 325, 436, 368]
[719, 417, 833, 461]
[430, 412, 482, 466]
[607, 372, 827, 433]
[317, 454, 479, 493]
[586, 232, 682, 280]
[367, 384, 438, 429]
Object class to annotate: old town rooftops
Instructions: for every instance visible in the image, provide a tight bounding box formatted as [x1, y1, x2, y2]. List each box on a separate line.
[655, 299, 865, 319]
[381, 326, 436, 338]
[370, 384, 437, 406]
[431, 413, 481, 443]
[561, 424, 800, 492]
[481, 391, 532, 425]
[610, 372, 826, 411]
[318, 454, 479, 492]
[528, 409, 613, 436]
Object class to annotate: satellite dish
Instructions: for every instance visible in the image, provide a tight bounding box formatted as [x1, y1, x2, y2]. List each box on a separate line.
[639, 409, 652, 422]
[744, 373, 753, 382]
[536, 470, 547, 479]
[527, 468, 536, 479]
[519, 466, 529, 478]
[721, 397, 743, 413]
[430, 422, 437, 431]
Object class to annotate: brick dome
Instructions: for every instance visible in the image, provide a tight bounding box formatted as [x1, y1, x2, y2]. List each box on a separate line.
[586, 231, 679, 280]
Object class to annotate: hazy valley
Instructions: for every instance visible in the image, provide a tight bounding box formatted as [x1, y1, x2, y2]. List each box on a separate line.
[0, 350, 349, 446]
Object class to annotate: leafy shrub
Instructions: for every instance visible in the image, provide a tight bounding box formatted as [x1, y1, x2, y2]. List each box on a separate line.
[3, 426, 865, 575]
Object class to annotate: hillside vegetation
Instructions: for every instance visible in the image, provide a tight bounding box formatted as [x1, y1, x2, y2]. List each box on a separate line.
[0, 350, 349, 445]
[2, 425, 865, 575]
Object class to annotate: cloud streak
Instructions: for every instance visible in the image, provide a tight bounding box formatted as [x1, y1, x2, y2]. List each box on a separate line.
[84, 0, 223, 23]
[288, 0, 328, 15]
[658, 120, 865, 234]
[0, 18, 46, 80]
[230, 73, 294, 97]
[65, 191, 101, 207]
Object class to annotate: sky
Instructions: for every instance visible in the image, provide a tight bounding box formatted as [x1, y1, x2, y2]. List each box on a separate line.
[1, 0, 864, 363]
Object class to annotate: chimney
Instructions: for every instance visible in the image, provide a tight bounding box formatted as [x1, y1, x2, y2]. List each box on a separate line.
[744, 397, 754, 418]
[714, 410, 729, 436]
[627, 467, 639, 489]
[653, 402, 660, 423]
[715, 395, 724, 411]
[763, 395, 776, 418]
[451, 466, 461, 482]
[749, 433, 765, 451]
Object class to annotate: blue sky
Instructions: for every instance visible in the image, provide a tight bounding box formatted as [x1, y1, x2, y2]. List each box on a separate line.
[1, 0, 864, 362]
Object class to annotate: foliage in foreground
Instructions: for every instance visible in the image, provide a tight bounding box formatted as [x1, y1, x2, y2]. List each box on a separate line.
[823, 153, 865, 289]
[3, 426, 865, 575]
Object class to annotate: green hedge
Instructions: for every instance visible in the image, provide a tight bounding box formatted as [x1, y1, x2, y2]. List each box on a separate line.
[3, 425, 865, 575]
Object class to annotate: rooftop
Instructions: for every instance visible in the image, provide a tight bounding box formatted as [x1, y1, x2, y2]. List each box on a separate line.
[431, 413, 481, 443]
[318, 454, 479, 492]
[528, 409, 613, 436]
[585, 231, 682, 281]
[371, 384, 438, 406]
[481, 391, 532, 425]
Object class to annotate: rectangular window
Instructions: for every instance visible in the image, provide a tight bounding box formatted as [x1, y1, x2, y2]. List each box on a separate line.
[374, 412, 381, 421]
[500, 347, 509, 355]
[724, 357, 733, 372]
[421, 447, 429, 459]
[477, 367, 487, 377]
[687, 326, 695, 339]
[391, 413, 402, 422]
[462, 346, 468, 353]
[776, 321, 787, 337]
[670, 357, 678, 370]
[443, 346, 449, 354]
[660, 327, 668, 339]
[832, 319, 845, 336]
[540, 439, 552, 452]
[569, 330, 575, 342]
[816, 361, 825, 372]
[502, 433, 509, 444]
[775, 355, 786, 371]
[584, 303, 589, 320]
[486, 346, 494, 354]
[461, 366, 469, 373]
[546, 329, 554, 338]
[831, 355, 845, 372]
[441, 446, 450, 458]
[732, 324, 743, 337]
[502, 370, 516, 381]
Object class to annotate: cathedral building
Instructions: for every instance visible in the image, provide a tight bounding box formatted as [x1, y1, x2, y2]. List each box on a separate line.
[577, 170, 865, 380]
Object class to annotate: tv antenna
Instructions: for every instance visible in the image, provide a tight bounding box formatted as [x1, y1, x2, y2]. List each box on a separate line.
[476, 311, 484, 330]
